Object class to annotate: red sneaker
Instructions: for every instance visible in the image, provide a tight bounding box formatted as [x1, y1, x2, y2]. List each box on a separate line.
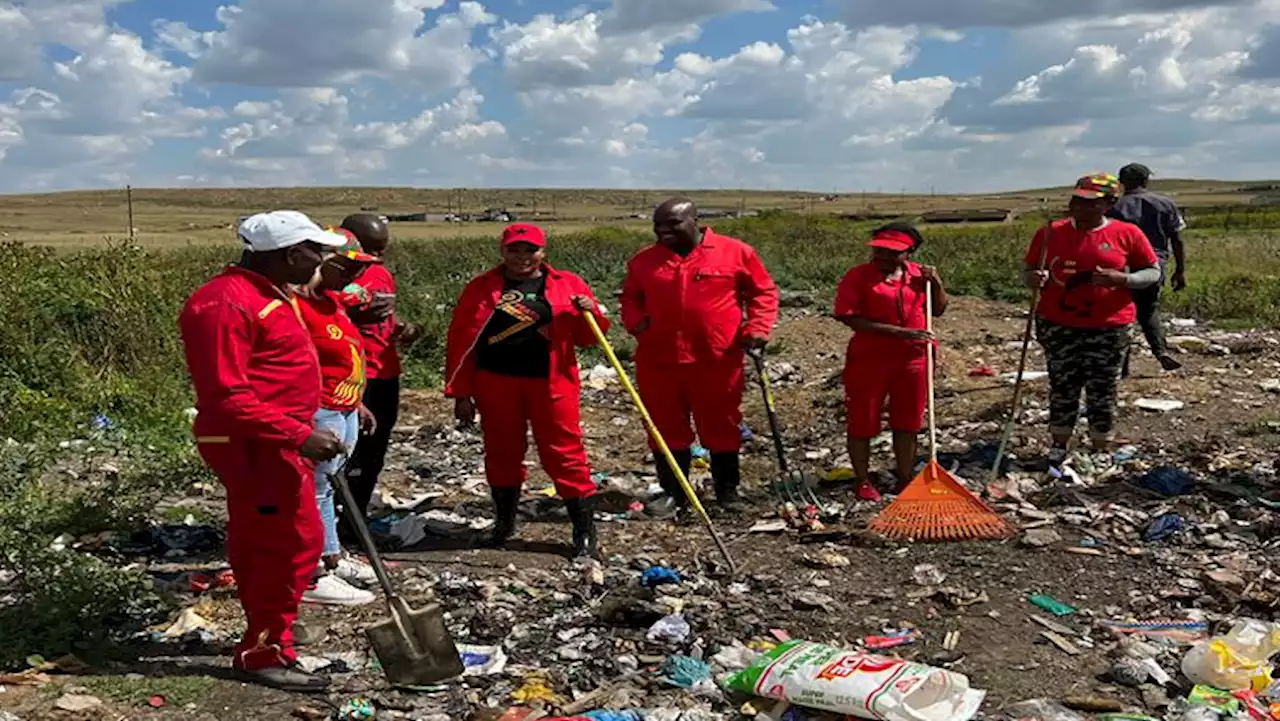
[855, 481, 883, 503]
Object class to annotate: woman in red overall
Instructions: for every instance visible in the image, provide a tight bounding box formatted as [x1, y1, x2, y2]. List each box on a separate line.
[833, 223, 948, 502]
[444, 223, 610, 558]
[295, 230, 383, 606]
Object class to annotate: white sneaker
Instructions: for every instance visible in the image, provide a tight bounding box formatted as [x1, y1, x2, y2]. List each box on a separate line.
[332, 556, 377, 588]
[302, 574, 376, 606]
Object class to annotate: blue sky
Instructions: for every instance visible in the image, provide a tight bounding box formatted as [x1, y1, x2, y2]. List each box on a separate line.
[0, 0, 1278, 193]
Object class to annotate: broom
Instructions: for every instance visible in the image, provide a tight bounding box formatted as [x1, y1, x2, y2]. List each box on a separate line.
[869, 281, 1019, 542]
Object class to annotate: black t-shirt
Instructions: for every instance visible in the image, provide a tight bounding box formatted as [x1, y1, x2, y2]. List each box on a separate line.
[476, 274, 553, 378]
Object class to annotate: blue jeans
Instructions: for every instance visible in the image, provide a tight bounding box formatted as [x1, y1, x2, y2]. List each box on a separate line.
[313, 408, 360, 557]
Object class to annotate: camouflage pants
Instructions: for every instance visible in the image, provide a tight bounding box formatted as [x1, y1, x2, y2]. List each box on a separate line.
[1035, 318, 1131, 442]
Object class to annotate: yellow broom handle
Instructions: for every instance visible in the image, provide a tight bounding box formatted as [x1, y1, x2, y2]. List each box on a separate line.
[582, 312, 738, 575]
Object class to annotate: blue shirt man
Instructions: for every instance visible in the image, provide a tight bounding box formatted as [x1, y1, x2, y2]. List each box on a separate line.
[1107, 163, 1186, 372]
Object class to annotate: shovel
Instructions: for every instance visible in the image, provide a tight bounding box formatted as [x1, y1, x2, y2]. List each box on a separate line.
[332, 470, 464, 686]
[746, 349, 826, 531]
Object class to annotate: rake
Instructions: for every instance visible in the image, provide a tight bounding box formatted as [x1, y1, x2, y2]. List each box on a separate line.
[869, 282, 1019, 542]
[747, 348, 826, 532]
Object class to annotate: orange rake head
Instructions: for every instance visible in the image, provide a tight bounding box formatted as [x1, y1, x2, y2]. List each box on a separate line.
[869, 460, 1019, 542]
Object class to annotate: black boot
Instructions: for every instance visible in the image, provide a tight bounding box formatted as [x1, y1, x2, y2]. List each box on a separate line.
[564, 497, 599, 559]
[483, 487, 521, 548]
[711, 452, 745, 512]
[646, 449, 693, 518]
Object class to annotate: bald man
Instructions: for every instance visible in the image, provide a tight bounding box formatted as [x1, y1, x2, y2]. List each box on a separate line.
[621, 199, 779, 516]
[339, 214, 420, 524]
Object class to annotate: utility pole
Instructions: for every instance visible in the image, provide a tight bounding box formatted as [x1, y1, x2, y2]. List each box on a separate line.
[126, 185, 135, 241]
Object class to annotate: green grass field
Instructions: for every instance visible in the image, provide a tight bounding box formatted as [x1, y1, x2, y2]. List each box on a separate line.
[2, 211, 1277, 443]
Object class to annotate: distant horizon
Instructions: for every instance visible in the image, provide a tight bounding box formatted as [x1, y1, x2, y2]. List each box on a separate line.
[2, 177, 1275, 200]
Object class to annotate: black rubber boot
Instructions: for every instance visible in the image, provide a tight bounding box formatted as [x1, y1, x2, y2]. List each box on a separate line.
[646, 448, 693, 518]
[564, 497, 599, 559]
[484, 487, 521, 547]
[711, 451, 745, 512]
[234, 663, 330, 693]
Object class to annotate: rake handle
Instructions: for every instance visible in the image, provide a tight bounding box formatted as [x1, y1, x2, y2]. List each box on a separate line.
[748, 349, 791, 475]
[583, 313, 738, 576]
[925, 281, 937, 463]
[989, 220, 1052, 487]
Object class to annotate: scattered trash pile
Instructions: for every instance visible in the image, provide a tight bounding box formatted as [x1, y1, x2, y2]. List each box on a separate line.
[335, 560, 991, 721]
[10, 305, 1280, 721]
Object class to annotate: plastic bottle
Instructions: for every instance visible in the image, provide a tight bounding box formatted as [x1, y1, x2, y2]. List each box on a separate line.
[1181, 620, 1280, 691]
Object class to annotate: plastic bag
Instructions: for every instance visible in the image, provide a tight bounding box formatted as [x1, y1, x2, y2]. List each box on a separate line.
[723, 640, 985, 721]
[1181, 620, 1280, 691]
[647, 615, 691, 645]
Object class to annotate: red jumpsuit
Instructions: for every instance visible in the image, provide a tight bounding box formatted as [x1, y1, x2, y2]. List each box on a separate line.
[444, 265, 609, 499]
[179, 267, 323, 672]
[621, 229, 779, 453]
[833, 262, 931, 438]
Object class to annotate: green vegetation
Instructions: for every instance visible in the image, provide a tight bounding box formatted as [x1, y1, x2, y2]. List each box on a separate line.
[0, 212, 1277, 667]
[79, 674, 218, 707]
[2, 214, 1277, 441]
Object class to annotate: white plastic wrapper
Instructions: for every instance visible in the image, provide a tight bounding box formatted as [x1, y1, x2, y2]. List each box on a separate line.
[724, 641, 984, 721]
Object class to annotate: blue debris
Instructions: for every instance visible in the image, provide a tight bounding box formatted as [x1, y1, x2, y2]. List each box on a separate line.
[1136, 466, 1196, 497]
[659, 655, 712, 688]
[641, 566, 683, 588]
[583, 711, 645, 721]
[1145, 513, 1185, 542]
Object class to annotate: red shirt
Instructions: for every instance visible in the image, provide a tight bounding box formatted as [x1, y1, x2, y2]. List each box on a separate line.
[342, 264, 402, 380]
[833, 261, 931, 363]
[620, 229, 779, 365]
[1026, 218, 1159, 328]
[298, 292, 367, 411]
[444, 264, 610, 399]
[178, 266, 321, 449]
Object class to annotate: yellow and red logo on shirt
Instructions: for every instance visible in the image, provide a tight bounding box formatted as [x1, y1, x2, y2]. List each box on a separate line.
[488, 295, 540, 344]
[327, 324, 345, 340]
[329, 344, 366, 407]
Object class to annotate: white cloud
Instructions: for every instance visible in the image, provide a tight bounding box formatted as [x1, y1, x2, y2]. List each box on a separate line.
[4, 0, 1280, 193]
[199, 87, 508, 186]
[0, 0, 219, 189]
[599, 0, 775, 35]
[836, 0, 1255, 29]
[157, 0, 495, 91]
[493, 12, 676, 91]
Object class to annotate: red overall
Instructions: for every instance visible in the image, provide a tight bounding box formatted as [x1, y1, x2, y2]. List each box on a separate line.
[179, 267, 323, 672]
[444, 265, 609, 499]
[620, 229, 779, 452]
[833, 262, 931, 438]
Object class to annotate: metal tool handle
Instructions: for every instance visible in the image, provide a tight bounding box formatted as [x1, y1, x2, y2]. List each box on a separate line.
[332, 467, 400, 602]
[925, 282, 937, 463]
[989, 220, 1052, 487]
[584, 313, 738, 576]
[748, 349, 791, 476]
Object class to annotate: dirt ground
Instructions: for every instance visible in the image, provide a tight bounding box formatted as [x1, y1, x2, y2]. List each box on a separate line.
[3, 297, 1278, 720]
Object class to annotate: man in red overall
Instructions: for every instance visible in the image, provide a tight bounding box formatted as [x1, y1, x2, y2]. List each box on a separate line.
[339, 214, 420, 524]
[179, 210, 348, 691]
[621, 198, 779, 515]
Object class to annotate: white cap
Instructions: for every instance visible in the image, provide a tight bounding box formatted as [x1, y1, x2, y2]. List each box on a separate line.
[238, 210, 348, 252]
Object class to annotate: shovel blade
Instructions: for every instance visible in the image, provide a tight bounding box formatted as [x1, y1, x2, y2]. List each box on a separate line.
[365, 601, 464, 686]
